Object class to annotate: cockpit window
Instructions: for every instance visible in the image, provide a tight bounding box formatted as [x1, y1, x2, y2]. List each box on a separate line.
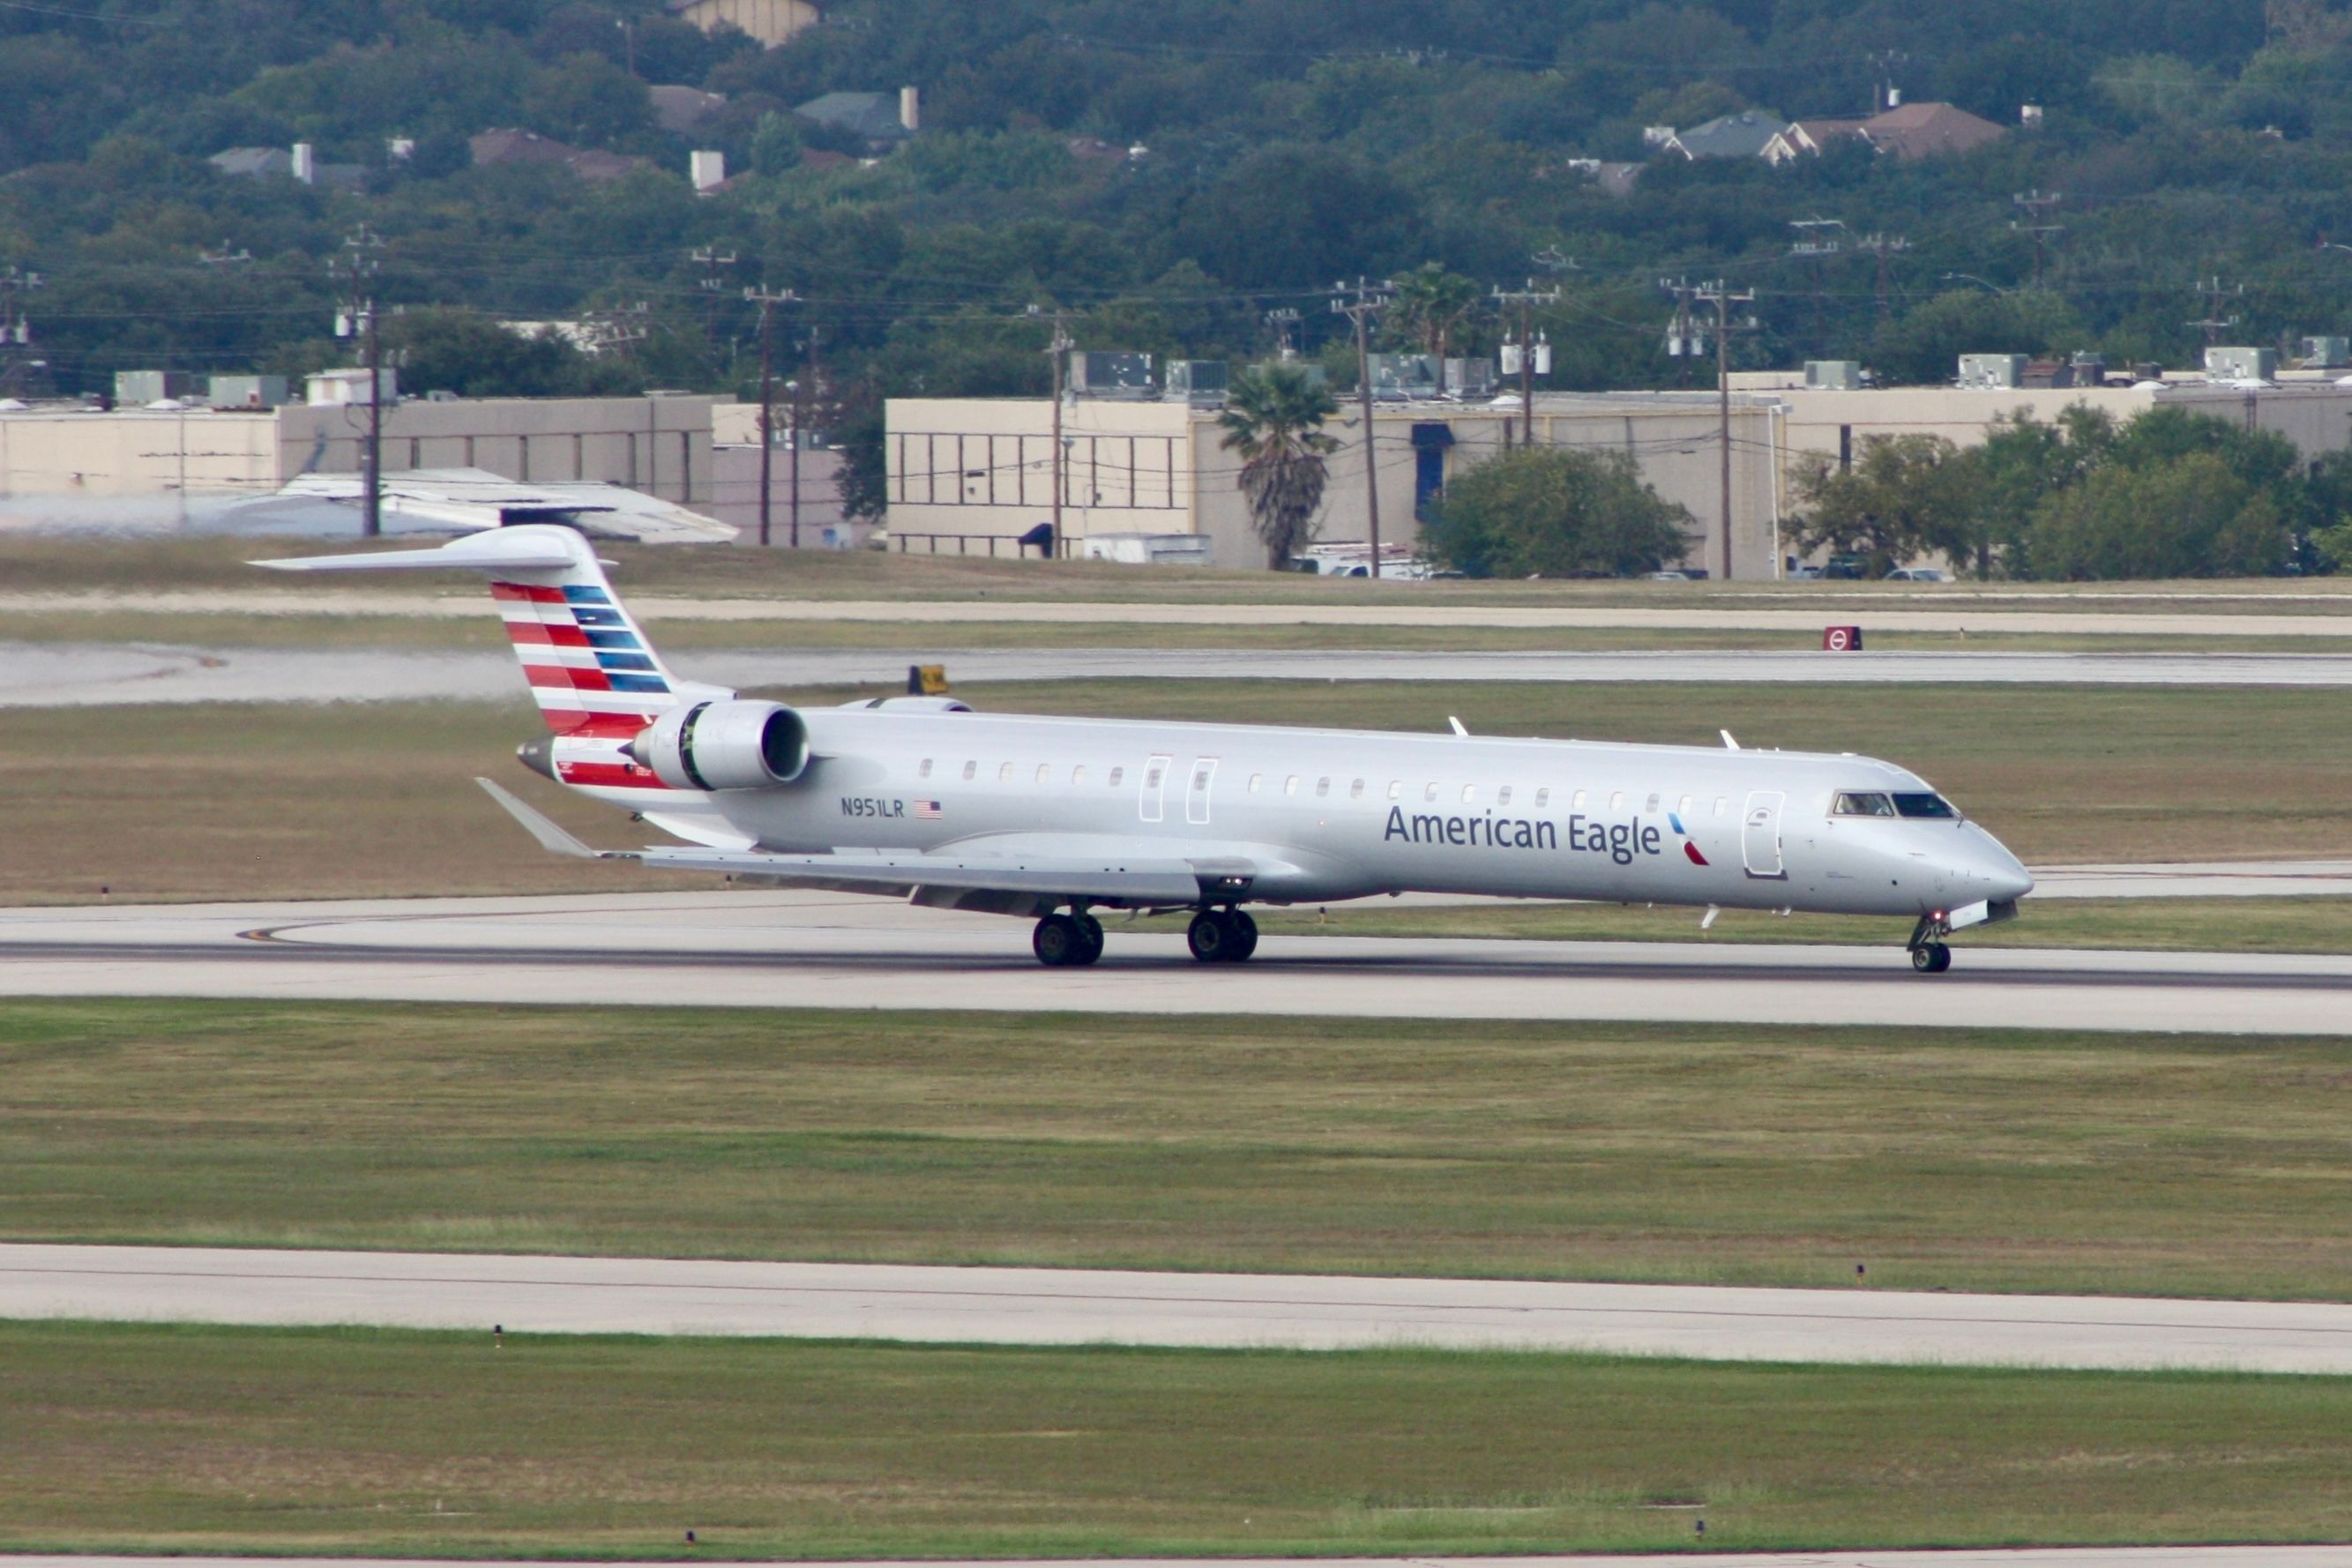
[1833, 791, 1896, 817]
[1893, 792, 1960, 819]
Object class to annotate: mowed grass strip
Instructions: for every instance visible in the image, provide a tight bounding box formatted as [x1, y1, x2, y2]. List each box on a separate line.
[9, 679, 2352, 903]
[4, 1324, 2350, 1557]
[10, 1001, 2352, 1300]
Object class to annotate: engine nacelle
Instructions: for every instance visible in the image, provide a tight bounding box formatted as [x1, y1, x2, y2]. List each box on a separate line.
[628, 700, 810, 791]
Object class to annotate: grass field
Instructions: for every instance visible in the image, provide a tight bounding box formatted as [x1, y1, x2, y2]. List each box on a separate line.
[15, 533, 2352, 609]
[4, 1323, 2349, 1557]
[10, 1000, 2352, 1300]
[6, 679, 2352, 903]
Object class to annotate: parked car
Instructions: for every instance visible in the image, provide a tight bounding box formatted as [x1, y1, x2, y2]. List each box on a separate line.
[1886, 567, 1952, 582]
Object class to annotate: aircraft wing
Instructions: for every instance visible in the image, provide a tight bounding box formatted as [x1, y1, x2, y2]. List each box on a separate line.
[478, 779, 1252, 906]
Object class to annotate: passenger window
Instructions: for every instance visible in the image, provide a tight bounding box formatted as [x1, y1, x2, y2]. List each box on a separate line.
[1146, 765, 1163, 788]
[919, 759, 933, 780]
[1534, 788, 1549, 809]
[1645, 793, 1660, 813]
[1497, 787, 1512, 807]
[1194, 765, 1212, 790]
[1109, 766, 1124, 787]
[1316, 777, 1330, 798]
[999, 762, 1013, 783]
[1677, 795, 1692, 817]
[1249, 773, 1263, 794]
[1284, 775, 1300, 795]
[1714, 795, 1729, 817]
[1037, 764, 1051, 784]
[1424, 782, 1439, 803]
[1609, 792, 1625, 811]
[1572, 789, 1587, 810]
[1350, 779, 1364, 799]
[962, 761, 976, 781]
[1071, 765, 1086, 786]
[1388, 781, 1403, 800]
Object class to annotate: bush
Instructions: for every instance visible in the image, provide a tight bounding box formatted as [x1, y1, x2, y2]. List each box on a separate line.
[1423, 446, 1692, 579]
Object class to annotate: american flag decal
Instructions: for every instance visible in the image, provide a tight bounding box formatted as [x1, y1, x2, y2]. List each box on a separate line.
[913, 799, 943, 819]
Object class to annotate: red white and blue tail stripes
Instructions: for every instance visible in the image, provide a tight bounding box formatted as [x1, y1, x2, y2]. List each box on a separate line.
[495, 579, 687, 789]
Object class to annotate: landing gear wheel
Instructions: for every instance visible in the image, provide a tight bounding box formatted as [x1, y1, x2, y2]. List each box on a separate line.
[1911, 941, 1952, 974]
[1225, 909, 1258, 961]
[1034, 914, 1085, 967]
[1071, 914, 1105, 967]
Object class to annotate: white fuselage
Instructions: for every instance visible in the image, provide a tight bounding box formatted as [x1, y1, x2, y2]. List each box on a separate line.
[587, 706, 2035, 919]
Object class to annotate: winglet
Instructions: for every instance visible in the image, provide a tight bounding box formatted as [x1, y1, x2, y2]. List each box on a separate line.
[476, 777, 607, 860]
[1721, 729, 1741, 750]
[1448, 716, 1470, 737]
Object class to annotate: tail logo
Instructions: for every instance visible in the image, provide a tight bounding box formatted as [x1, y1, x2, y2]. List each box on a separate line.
[1669, 812, 1711, 867]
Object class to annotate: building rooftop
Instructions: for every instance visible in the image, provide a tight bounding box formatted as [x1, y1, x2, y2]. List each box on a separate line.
[470, 129, 652, 183]
[795, 91, 911, 143]
[1665, 110, 1788, 160]
[649, 84, 728, 135]
[1863, 101, 2005, 160]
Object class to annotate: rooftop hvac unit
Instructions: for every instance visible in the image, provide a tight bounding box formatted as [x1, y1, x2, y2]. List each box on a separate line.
[1068, 351, 1154, 398]
[2303, 336, 2350, 369]
[1446, 357, 1497, 397]
[1804, 360, 1862, 391]
[115, 370, 198, 406]
[206, 374, 287, 410]
[1164, 360, 1228, 404]
[2205, 346, 2276, 383]
[1365, 353, 1438, 395]
[1957, 353, 2026, 390]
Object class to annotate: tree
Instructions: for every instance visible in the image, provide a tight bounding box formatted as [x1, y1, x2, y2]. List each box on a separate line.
[748, 110, 802, 175]
[384, 310, 597, 399]
[1387, 262, 1480, 393]
[1791, 435, 1981, 579]
[1422, 447, 1692, 579]
[2028, 452, 2291, 579]
[1217, 363, 1340, 569]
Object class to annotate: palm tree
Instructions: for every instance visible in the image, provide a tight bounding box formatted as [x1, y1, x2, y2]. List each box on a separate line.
[1219, 363, 1340, 569]
[1388, 262, 1480, 394]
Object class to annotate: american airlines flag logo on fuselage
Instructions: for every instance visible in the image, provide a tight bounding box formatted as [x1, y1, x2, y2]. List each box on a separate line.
[494, 579, 676, 788]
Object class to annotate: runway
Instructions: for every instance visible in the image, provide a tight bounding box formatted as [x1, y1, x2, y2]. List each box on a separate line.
[17, 642, 2352, 706]
[4, 888, 2352, 1034]
[11, 1243, 2352, 1373]
[11, 1559, 2352, 1568]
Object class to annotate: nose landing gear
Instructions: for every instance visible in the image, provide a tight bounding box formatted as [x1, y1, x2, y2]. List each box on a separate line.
[1033, 909, 1105, 967]
[1907, 913, 1954, 974]
[1187, 906, 1259, 963]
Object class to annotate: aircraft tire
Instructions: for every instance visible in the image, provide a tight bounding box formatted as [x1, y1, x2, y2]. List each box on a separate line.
[1226, 909, 1258, 961]
[1186, 910, 1232, 963]
[1034, 914, 1084, 967]
[1072, 915, 1105, 967]
[1911, 941, 1952, 974]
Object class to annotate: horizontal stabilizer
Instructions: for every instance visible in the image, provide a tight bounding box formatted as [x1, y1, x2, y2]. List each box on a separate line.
[476, 777, 600, 859]
[256, 529, 599, 576]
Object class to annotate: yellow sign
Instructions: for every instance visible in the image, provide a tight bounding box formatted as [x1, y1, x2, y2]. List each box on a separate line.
[907, 663, 948, 696]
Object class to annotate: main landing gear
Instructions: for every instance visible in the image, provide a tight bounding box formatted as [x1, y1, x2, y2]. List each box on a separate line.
[1187, 907, 1258, 964]
[1907, 914, 1954, 974]
[1032, 910, 1105, 967]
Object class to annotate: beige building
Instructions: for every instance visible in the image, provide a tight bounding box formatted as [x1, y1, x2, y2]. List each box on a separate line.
[0, 393, 719, 525]
[665, 0, 820, 49]
[890, 376, 2352, 578]
[887, 392, 1783, 578]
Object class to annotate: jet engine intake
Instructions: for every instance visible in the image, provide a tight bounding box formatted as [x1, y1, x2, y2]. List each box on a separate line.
[629, 700, 810, 791]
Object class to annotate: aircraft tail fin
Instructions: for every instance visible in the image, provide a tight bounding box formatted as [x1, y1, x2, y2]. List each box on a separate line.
[258, 526, 729, 733]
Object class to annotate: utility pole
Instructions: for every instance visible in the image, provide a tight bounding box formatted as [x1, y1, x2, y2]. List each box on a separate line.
[744, 286, 799, 547]
[1331, 277, 1393, 577]
[2011, 190, 2064, 288]
[2189, 276, 2245, 350]
[0, 263, 43, 399]
[1492, 278, 1562, 449]
[1030, 304, 1074, 556]
[1659, 276, 1704, 389]
[1264, 306, 1302, 360]
[690, 246, 737, 355]
[1788, 217, 1845, 354]
[1694, 280, 1757, 582]
[1855, 233, 1909, 323]
[329, 225, 385, 537]
[1867, 49, 1908, 114]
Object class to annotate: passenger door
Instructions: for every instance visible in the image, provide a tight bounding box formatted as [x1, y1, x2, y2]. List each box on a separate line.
[1742, 790, 1787, 879]
[1185, 757, 1219, 825]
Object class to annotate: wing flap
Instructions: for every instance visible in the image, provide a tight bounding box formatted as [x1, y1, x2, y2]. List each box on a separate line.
[636, 845, 1208, 902]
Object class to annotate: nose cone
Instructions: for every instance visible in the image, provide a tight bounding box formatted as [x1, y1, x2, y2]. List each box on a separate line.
[1966, 826, 2035, 904]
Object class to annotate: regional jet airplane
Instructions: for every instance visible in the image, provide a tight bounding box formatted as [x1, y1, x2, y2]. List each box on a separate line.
[265, 525, 2034, 972]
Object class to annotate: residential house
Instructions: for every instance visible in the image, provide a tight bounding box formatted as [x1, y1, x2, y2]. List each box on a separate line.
[209, 143, 369, 190]
[649, 84, 729, 137]
[1858, 101, 2005, 160]
[665, 0, 821, 49]
[795, 89, 919, 148]
[470, 129, 652, 183]
[1760, 118, 1867, 165]
[1659, 110, 1788, 160]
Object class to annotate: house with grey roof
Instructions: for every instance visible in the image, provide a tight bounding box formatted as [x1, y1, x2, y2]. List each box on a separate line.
[795, 89, 918, 147]
[1660, 110, 1789, 160]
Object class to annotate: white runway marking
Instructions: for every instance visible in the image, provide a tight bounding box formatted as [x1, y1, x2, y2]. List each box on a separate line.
[8, 1243, 2352, 1374]
[2, 889, 2351, 1034]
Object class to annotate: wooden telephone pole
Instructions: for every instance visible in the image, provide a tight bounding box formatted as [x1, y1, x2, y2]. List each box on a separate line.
[1331, 277, 1393, 577]
[744, 285, 799, 547]
[329, 225, 385, 537]
[1492, 279, 1562, 448]
[1694, 280, 1757, 581]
